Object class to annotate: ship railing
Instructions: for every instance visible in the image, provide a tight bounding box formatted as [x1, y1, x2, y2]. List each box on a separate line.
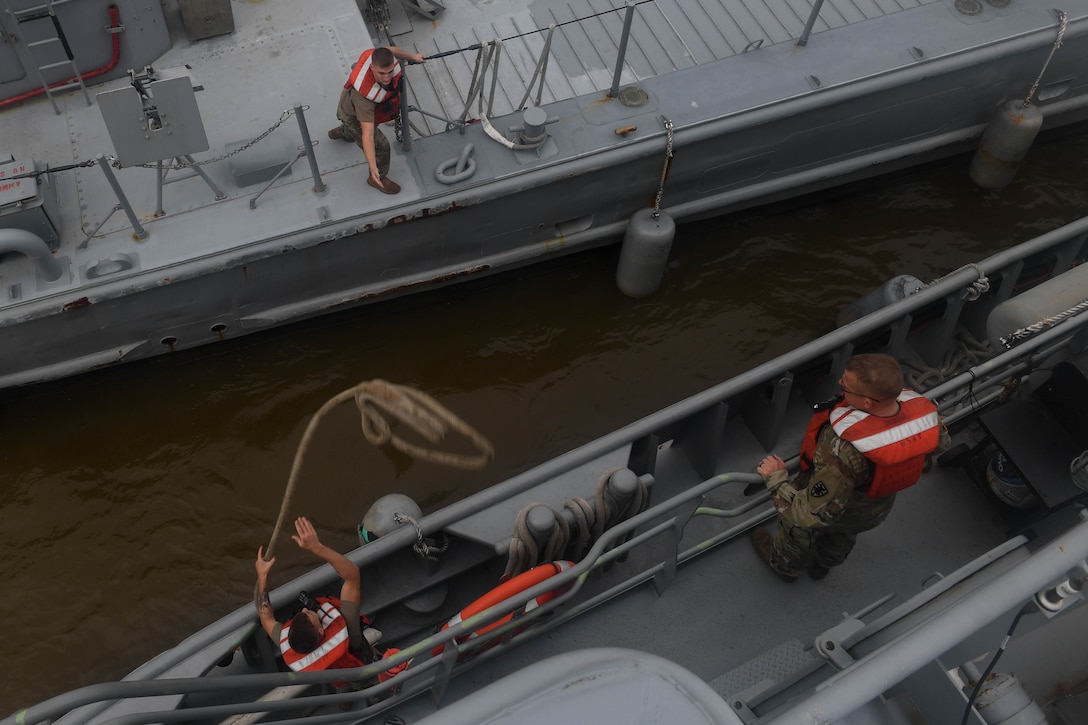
[10, 215, 1088, 725]
[393, 1, 639, 144]
[393, 0, 834, 144]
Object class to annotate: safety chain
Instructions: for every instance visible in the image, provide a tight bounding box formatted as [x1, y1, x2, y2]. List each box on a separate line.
[1023, 10, 1067, 107]
[5, 159, 97, 180]
[999, 297, 1088, 348]
[123, 108, 297, 170]
[653, 118, 674, 217]
[912, 262, 990, 301]
[394, 512, 449, 562]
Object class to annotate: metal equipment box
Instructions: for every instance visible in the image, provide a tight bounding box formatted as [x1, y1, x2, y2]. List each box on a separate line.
[0, 159, 60, 250]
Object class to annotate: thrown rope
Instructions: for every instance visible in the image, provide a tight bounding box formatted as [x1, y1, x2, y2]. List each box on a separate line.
[264, 379, 494, 559]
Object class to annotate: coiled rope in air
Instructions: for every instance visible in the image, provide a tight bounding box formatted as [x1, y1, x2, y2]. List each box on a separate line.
[263, 379, 494, 559]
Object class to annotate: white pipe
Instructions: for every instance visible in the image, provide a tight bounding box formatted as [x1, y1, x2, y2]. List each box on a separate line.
[0, 228, 63, 281]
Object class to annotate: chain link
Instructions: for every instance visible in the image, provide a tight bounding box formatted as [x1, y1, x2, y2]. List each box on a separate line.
[122, 109, 297, 170]
[653, 118, 674, 217]
[1023, 10, 1067, 107]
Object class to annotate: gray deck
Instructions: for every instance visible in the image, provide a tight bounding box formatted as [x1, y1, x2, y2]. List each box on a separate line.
[394, 0, 941, 134]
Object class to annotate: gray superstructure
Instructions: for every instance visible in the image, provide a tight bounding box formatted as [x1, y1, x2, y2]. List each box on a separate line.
[1, 0, 1087, 388]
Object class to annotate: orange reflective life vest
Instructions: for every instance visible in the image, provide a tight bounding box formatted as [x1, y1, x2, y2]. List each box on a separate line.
[345, 49, 402, 124]
[279, 597, 364, 672]
[799, 390, 940, 498]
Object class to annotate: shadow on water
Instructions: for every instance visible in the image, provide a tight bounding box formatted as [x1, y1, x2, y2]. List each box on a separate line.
[2, 124, 1087, 713]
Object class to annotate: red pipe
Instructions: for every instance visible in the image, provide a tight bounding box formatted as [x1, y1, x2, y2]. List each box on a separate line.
[0, 4, 122, 110]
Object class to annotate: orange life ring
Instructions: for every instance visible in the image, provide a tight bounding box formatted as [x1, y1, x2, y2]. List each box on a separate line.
[432, 560, 574, 656]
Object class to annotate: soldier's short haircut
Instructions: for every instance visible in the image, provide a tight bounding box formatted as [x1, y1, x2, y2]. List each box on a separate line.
[287, 611, 322, 654]
[846, 353, 904, 401]
[373, 47, 396, 69]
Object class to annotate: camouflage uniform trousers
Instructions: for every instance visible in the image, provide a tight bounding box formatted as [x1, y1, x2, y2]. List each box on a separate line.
[334, 111, 391, 178]
[770, 492, 896, 576]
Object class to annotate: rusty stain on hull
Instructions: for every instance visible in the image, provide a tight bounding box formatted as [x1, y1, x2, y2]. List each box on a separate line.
[63, 297, 91, 311]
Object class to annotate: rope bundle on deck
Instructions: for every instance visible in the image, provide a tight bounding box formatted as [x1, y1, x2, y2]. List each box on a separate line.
[502, 466, 650, 580]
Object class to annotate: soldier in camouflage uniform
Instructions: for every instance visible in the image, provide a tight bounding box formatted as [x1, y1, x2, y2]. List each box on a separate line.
[752, 354, 945, 582]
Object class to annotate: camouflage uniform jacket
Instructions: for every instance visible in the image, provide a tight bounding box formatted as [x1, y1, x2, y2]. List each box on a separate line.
[763, 425, 893, 529]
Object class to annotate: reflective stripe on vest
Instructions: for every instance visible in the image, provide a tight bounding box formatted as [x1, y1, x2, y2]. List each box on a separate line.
[346, 49, 402, 106]
[828, 391, 940, 497]
[279, 600, 350, 672]
[829, 391, 939, 460]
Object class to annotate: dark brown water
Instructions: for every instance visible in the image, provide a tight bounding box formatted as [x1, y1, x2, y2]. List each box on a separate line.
[2, 128, 1087, 714]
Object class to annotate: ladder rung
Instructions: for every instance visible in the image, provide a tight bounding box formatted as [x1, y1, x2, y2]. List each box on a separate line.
[11, 0, 57, 20]
[27, 37, 61, 48]
[42, 79, 82, 91]
[13, 9, 52, 23]
[37, 60, 75, 71]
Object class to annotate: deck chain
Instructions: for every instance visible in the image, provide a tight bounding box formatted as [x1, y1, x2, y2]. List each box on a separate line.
[1024, 10, 1067, 107]
[653, 118, 674, 216]
[123, 109, 298, 170]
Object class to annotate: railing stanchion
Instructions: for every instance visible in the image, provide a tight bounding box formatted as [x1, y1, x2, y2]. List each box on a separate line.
[797, 0, 826, 47]
[97, 155, 147, 240]
[610, 2, 637, 97]
[293, 104, 327, 194]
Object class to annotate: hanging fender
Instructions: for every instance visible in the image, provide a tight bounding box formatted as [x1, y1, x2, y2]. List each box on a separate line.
[431, 560, 574, 656]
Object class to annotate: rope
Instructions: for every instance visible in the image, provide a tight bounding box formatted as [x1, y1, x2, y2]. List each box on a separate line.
[999, 298, 1088, 348]
[263, 380, 493, 559]
[502, 502, 567, 581]
[903, 330, 992, 392]
[563, 497, 596, 560]
[501, 468, 650, 579]
[911, 263, 990, 301]
[1023, 11, 1067, 107]
[394, 512, 450, 562]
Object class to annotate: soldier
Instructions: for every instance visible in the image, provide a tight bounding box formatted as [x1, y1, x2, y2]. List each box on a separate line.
[328, 46, 425, 195]
[751, 353, 945, 582]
